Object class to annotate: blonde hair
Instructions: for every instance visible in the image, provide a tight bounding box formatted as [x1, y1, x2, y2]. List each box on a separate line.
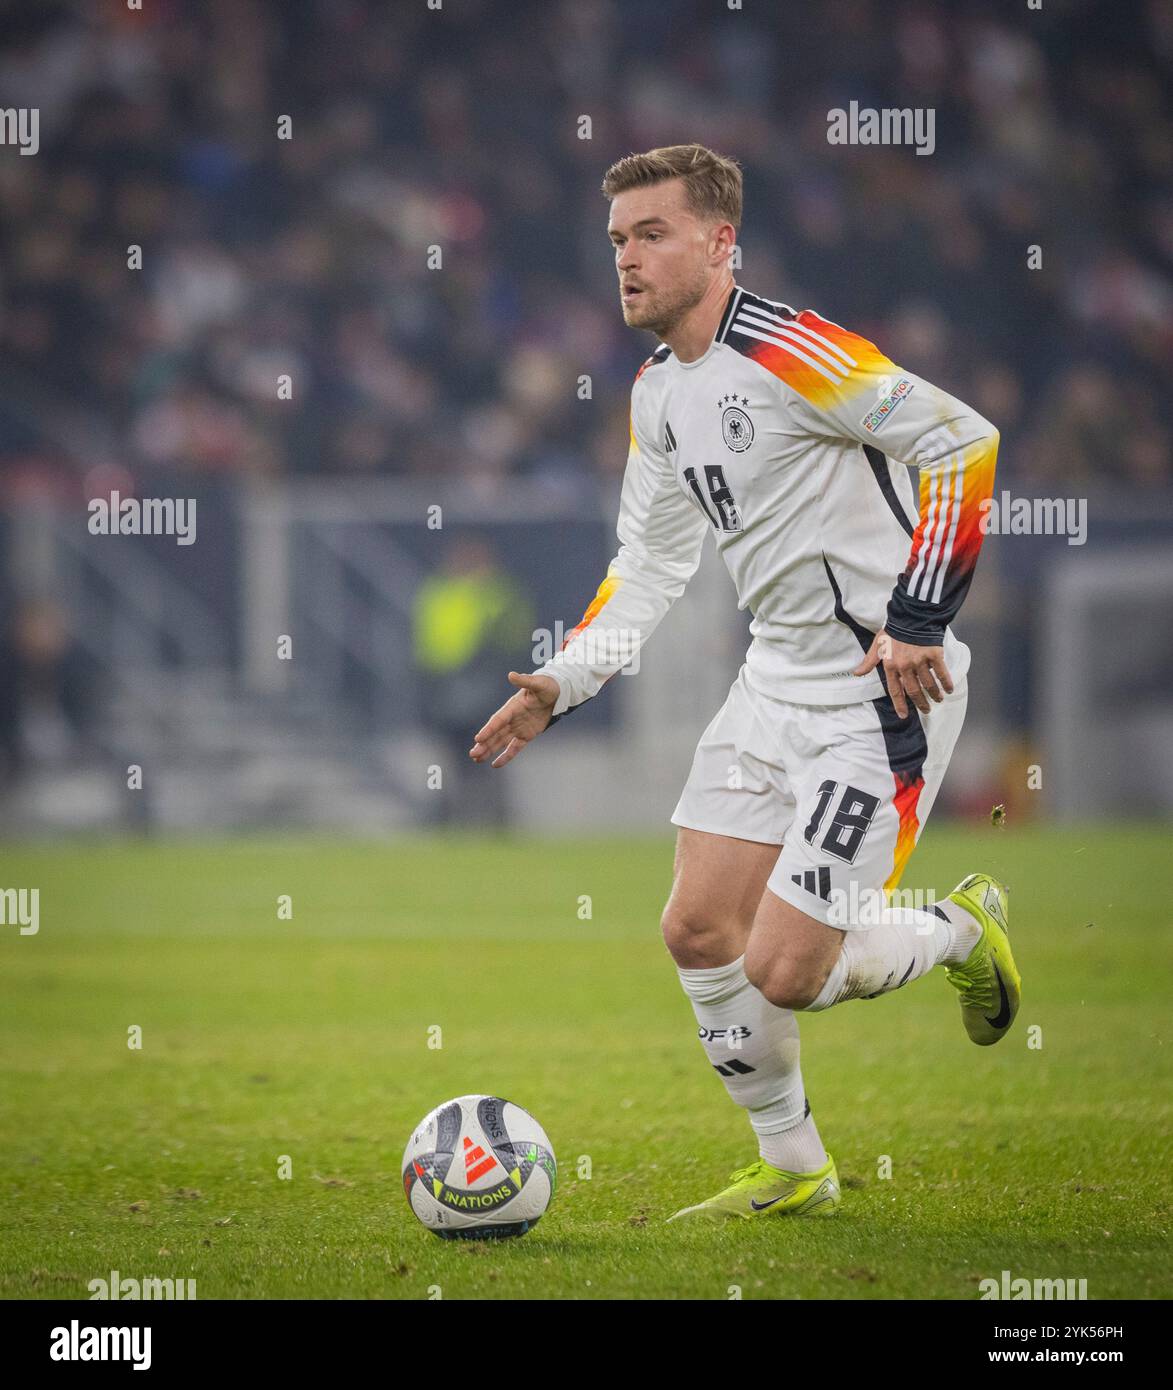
[601, 143, 742, 230]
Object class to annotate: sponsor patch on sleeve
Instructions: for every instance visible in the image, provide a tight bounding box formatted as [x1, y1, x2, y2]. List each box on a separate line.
[861, 377, 916, 433]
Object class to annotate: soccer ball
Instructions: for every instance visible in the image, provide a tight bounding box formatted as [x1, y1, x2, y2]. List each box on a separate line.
[402, 1094, 556, 1239]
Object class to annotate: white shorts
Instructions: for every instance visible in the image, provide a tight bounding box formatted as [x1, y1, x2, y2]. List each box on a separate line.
[670, 665, 968, 928]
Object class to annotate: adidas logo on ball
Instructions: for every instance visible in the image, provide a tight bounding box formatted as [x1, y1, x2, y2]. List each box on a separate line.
[402, 1095, 556, 1240]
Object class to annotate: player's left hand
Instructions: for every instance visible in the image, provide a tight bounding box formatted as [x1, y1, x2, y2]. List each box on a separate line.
[853, 629, 953, 719]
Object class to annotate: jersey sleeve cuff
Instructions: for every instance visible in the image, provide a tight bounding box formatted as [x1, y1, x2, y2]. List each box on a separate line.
[544, 688, 586, 728]
[531, 667, 573, 718]
[885, 591, 947, 646]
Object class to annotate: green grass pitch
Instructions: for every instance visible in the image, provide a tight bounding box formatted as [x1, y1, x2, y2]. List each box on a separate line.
[1, 825, 1169, 1300]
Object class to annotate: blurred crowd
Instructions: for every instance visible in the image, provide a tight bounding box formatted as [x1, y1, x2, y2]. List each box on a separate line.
[0, 0, 1169, 500]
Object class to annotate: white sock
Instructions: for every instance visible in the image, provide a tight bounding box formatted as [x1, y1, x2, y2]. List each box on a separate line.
[938, 899, 983, 964]
[805, 901, 982, 1011]
[677, 954, 828, 1173]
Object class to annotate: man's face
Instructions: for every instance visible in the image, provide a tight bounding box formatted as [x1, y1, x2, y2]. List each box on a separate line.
[608, 179, 714, 336]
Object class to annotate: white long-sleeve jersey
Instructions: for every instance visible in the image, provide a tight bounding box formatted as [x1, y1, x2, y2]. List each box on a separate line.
[534, 283, 999, 719]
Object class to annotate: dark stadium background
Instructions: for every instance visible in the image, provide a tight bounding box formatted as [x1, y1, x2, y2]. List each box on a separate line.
[0, 0, 1169, 829]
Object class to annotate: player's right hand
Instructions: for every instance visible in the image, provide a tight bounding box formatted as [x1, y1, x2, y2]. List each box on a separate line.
[469, 672, 561, 768]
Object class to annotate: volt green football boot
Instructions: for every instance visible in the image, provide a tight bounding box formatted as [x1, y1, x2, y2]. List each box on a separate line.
[666, 1154, 840, 1223]
[943, 872, 1022, 1046]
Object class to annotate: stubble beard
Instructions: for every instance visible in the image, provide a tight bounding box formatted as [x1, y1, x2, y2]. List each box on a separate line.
[623, 263, 709, 339]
